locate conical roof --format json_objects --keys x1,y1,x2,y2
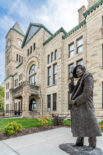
[{"x1": 12, "y1": 22, "x2": 24, "y2": 34}]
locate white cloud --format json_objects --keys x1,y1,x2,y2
[
  {"x1": 36, "y1": 0, "x2": 88, "y2": 32},
  {"x1": 0, "y1": 0, "x2": 88, "y2": 83},
  {"x1": 6, "y1": 0, "x2": 88, "y2": 33},
  {"x1": 0, "y1": 16, "x2": 14, "y2": 31}
]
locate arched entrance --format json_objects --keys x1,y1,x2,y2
[{"x1": 29, "y1": 99, "x2": 36, "y2": 111}]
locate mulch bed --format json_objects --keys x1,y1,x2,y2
[{"x1": 0, "y1": 125, "x2": 69, "y2": 141}]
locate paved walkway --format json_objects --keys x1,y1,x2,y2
[{"x1": 0, "y1": 127, "x2": 103, "y2": 155}]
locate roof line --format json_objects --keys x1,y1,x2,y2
[
  {"x1": 43, "y1": 27, "x2": 67, "y2": 46},
  {"x1": 4, "y1": 73, "x2": 17, "y2": 81},
  {"x1": 5, "y1": 28, "x2": 25, "y2": 38},
  {"x1": 83, "y1": 0, "x2": 103, "y2": 18},
  {"x1": 32, "y1": 23, "x2": 53, "y2": 35},
  {"x1": 16, "y1": 63, "x2": 23, "y2": 69},
  {"x1": 63, "y1": 20, "x2": 86, "y2": 39},
  {"x1": 22, "y1": 26, "x2": 41, "y2": 48},
  {"x1": 22, "y1": 23, "x2": 53, "y2": 48}
]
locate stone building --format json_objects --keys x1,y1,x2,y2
[{"x1": 5, "y1": 0, "x2": 103, "y2": 121}]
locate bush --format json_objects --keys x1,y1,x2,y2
[
  {"x1": 4, "y1": 121, "x2": 22, "y2": 136},
  {"x1": 62, "y1": 119, "x2": 71, "y2": 126},
  {"x1": 52, "y1": 114, "x2": 64, "y2": 126},
  {"x1": 38, "y1": 116, "x2": 52, "y2": 126},
  {"x1": 100, "y1": 125, "x2": 103, "y2": 131}
]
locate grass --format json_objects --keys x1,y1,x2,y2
[
  {"x1": 0, "y1": 118, "x2": 53, "y2": 133},
  {"x1": 0, "y1": 118, "x2": 102, "y2": 133},
  {"x1": 62, "y1": 120, "x2": 71, "y2": 126}
]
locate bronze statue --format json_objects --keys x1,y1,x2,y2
[{"x1": 69, "y1": 65, "x2": 102, "y2": 148}]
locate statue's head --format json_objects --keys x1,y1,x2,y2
[{"x1": 73, "y1": 65, "x2": 86, "y2": 78}]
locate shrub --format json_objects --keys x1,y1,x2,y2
[
  {"x1": 62, "y1": 119, "x2": 71, "y2": 126},
  {"x1": 4, "y1": 121, "x2": 22, "y2": 136},
  {"x1": 52, "y1": 114, "x2": 64, "y2": 126},
  {"x1": 38, "y1": 116, "x2": 52, "y2": 126},
  {"x1": 100, "y1": 125, "x2": 103, "y2": 131}
]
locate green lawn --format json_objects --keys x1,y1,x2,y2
[
  {"x1": 0, "y1": 118, "x2": 53, "y2": 132},
  {"x1": 0, "y1": 118, "x2": 102, "y2": 133}
]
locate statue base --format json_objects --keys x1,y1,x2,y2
[{"x1": 59, "y1": 143, "x2": 103, "y2": 155}]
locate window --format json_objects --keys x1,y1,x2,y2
[
  {"x1": 68, "y1": 63, "x2": 74, "y2": 78},
  {"x1": 22, "y1": 56, "x2": 23, "y2": 63},
  {"x1": 19, "y1": 55, "x2": 21, "y2": 62},
  {"x1": 17, "y1": 39, "x2": 22, "y2": 47},
  {"x1": 15, "y1": 79, "x2": 18, "y2": 87},
  {"x1": 29, "y1": 99, "x2": 36, "y2": 111},
  {"x1": 53, "y1": 64, "x2": 57, "y2": 84},
  {"x1": 16, "y1": 54, "x2": 18, "y2": 61},
  {"x1": 14, "y1": 103, "x2": 17, "y2": 111},
  {"x1": 6, "y1": 92, "x2": 9, "y2": 100},
  {"x1": 47, "y1": 95, "x2": 51, "y2": 111},
  {"x1": 48, "y1": 55, "x2": 50, "y2": 64},
  {"x1": 51, "y1": 52, "x2": 54, "y2": 62},
  {"x1": 54, "y1": 50, "x2": 57, "y2": 60},
  {"x1": 29, "y1": 64, "x2": 37, "y2": 85},
  {"x1": 19, "y1": 74, "x2": 22, "y2": 81},
  {"x1": 53, "y1": 93, "x2": 57, "y2": 111},
  {"x1": 69, "y1": 43, "x2": 74, "y2": 57},
  {"x1": 7, "y1": 40, "x2": 11, "y2": 47},
  {"x1": 6, "y1": 104, "x2": 9, "y2": 113},
  {"x1": 33, "y1": 43, "x2": 36, "y2": 50},
  {"x1": 30, "y1": 46, "x2": 32, "y2": 54},
  {"x1": 6, "y1": 82, "x2": 9, "y2": 90},
  {"x1": 18, "y1": 101, "x2": 22, "y2": 112},
  {"x1": 76, "y1": 37, "x2": 83, "y2": 53},
  {"x1": 27, "y1": 49, "x2": 29, "y2": 56},
  {"x1": 76, "y1": 59, "x2": 83, "y2": 65},
  {"x1": 48, "y1": 67, "x2": 52, "y2": 86}
]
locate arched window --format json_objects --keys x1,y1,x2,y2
[
  {"x1": 29, "y1": 64, "x2": 37, "y2": 85},
  {"x1": 29, "y1": 99, "x2": 36, "y2": 111}
]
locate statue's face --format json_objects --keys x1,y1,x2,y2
[{"x1": 76, "y1": 67, "x2": 83, "y2": 78}]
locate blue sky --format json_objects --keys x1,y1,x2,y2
[{"x1": 0, "y1": 0, "x2": 88, "y2": 84}]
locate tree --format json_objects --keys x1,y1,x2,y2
[{"x1": 0, "y1": 86, "x2": 4, "y2": 111}]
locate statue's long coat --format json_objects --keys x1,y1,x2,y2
[{"x1": 69, "y1": 71, "x2": 102, "y2": 137}]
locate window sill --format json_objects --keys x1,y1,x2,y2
[{"x1": 47, "y1": 84, "x2": 57, "y2": 88}]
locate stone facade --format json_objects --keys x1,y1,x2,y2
[{"x1": 4, "y1": 0, "x2": 103, "y2": 121}]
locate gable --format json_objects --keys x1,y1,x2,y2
[
  {"x1": 22, "y1": 23, "x2": 52, "y2": 48},
  {"x1": 25, "y1": 25, "x2": 40, "y2": 45}
]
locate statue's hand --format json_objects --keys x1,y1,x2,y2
[
  {"x1": 71, "y1": 100, "x2": 76, "y2": 105},
  {"x1": 70, "y1": 77, "x2": 74, "y2": 82}
]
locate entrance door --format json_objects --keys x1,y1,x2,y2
[{"x1": 29, "y1": 99, "x2": 36, "y2": 111}]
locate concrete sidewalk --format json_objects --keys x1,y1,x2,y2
[{"x1": 0, "y1": 127, "x2": 103, "y2": 155}]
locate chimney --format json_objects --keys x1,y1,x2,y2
[
  {"x1": 78, "y1": 6, "x2": 86, "y2": 23},
  {"x1": 87, "y1": 0, "x2": 98, "y2": 8}
]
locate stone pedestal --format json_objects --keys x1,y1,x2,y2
[{"x1": 59, "y1": 143, "x2": 103, "y2": 155}]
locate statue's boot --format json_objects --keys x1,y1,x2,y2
[
  {"x1": 74, "y1": 137, "x2": 84, "y2": 146},
  {"x1": 88, "y1": 137, "x2": 96, "y2": 149}
]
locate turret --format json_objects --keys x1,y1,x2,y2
[{"x1": 5, "y1": 22, "x2": 24, "y2": 78}]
